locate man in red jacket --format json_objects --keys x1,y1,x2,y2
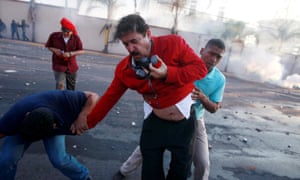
[
  {"x1": 45, "y1": 17, "x2": 84, "y2": 90},
  {"x1": 72, "y1": 14, "x2": 208, "y2": 180}
]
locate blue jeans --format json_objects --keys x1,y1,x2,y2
[{"x1": 0, "y1": 135, "x2": 89, "y2": 180}]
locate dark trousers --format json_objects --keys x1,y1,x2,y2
[
  {"x1": 65, "y1": 71, "x2": 76, "y2": 90},
  {"x1": 140, "y1": 109, "x2": 196, "y2": 180},
  {"x1": 54, "y1": 71, "x2": 77, "y2": 90}
]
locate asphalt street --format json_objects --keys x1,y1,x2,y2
[{"x1": 0, "y1": 39, "x2": 299, "y2": 180}]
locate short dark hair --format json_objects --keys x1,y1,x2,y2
[
  {"x1": 114, "y1": 14, "x2": 149, "y2": 40},
  {"x1": 20, "y1": 107, "x2": 54, "y2": 141},
  {"x1": 205, "y1": 39, "x2": 226, "y2": 50},
  {"x1": 61, "y1": 27, "x2": 71, "y2": 32}
]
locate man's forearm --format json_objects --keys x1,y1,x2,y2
[
  {"x1": 69, "y1": 50, "x2": 85, "y2": 57},
  {"x1": 199, "y1": 94, "x2": 220, "y2": 113},
  {"x1": 47, "y1": 47, "x2": 62, "y2": 55},
  {"x1": 81, "y1": 91, "x2": 99, "y2": 116},
  {"x1": 70, "y1": 91, "x2": 99, "y2": 134}
]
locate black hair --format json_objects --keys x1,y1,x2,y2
[
  {"x1": 61, "y1": 27, "x2": 71, "y2": 32},
  {"x1": 20, "y1": 107, "x2": 54, "y2": 141},
  {"x1": 114, "y1": 14, "x2": 149, "y2": 40},
  {"x1": 205, "y1": 39, "x2": 226, "y2": 50}
]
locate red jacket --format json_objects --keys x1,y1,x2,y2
[
  {"x1": 87, "y1": 35, "x2": 207, "y2": 128},
  {"x1": 45, "y1": 32, "x2": 83, "y2": 73}
]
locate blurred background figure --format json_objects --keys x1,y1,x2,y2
[
  {"x1": 20, "y1": 19, "x2": 30, "y2": 41},
  {"x1": 10, "y1": 19, "x2": 20, "y2": 40},
  {"x1": 0, "y1": 18, "x2": 6, "y2": 38}
]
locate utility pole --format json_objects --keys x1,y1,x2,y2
[
  {"x1": 29, "y1": 0, "x2": 36, "y2": 42},
  {"x1": 289, "y1": 48, "x2": 300, "y2": 76},
  {"x1": 224, "y1": 47, "x2": 232, "y2": 72}
]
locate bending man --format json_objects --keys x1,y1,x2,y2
[{"x1": 0, "y1": 90, "x2": 99, "y2": 180}]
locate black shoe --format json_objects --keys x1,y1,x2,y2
[
  {"x1": 112, "y1": 171, "x2": 125, "y2": 180},
  {"x1": 86, "y1": 176, "x2": 93, "y2": 180}
]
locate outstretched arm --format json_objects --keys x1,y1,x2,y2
[{"x1": 70, "y1": 91, "x2": 99, "y2": 135}]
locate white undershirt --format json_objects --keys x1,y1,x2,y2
[
  {"x1": 143, "y1": 93, "x2": 194, "y2": 119},
  {"x1": 63, "y1": 37, "x2": 69, "y2": 44}
]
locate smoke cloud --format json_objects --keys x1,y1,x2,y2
[{"x1": 223, "y1": 46, "x2": 300, "y2": 89}]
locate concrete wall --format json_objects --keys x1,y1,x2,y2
[
  {"x1": 1, "y1": 1, "x2": 33, "y2": 39},
  {"x1": 0, "y1": 0, "x2": 207, "y2": 55},
  {"x1": 1, "y1": 1, "x2": 299, "y2": 87}
]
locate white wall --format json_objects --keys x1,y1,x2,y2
[{"x1": 0, "y1": 0, "x2": 205, "y2": 55}]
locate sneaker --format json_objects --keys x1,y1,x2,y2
[{"x1": 112, "y1": 170, "x2": 125, "y2": 180}]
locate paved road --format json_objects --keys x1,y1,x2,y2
[{"x1": 0, "y1": 39, "x2": 299, "y2": 180}]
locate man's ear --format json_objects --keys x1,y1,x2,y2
[
  {"x1": 52, "y1": 119, "x2": 59, "y2": 129},
  {"x1": 53, "y1": 123, "x2": 57, "y2": 129},
  {"x1": 199, "y1": 48, "x2": 204, "y2": 56},
  {"x1": 146, "y1": 29, "x2": 151, "y2": 38}
]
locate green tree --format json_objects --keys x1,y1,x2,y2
[
  {"x1": 98, "y1": 0, "x2": 118, "y2": 52},
  {"x1": 258, "y1": 19, "x2": 300, "y2": 51},
  {"x1": 169, "y1": 0, "x2": 188, "y2": 34},
  {"x1": 221, "y1": 20, "x2": 246, "y2": 72},
  {"x1": 221, "y1": 20, "x2": 245, "y2": 41},
  {"x1": 83, "y1": 0, "x2": 119, "y2": 52}
]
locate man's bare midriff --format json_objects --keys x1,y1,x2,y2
[{"x1": 153, "y1": 105, "x2": 185, "y2": 121}]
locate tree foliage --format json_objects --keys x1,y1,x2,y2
[
  {"x1": 221, "y1": 20, "x2": 245, "y2": 41},
  {"x1": 258, "y1": 19, "x2": 300, "y2": 51}
]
